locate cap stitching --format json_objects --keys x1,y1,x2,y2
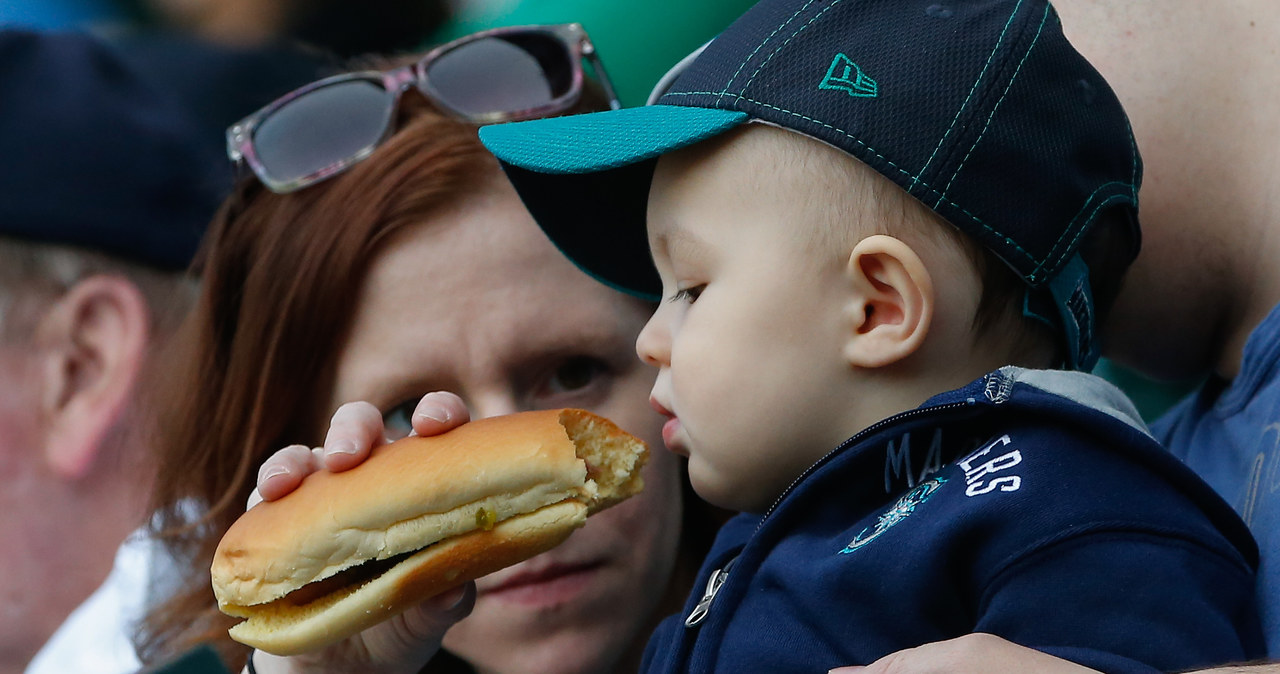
[
  {"x1": 660, "y1": 92, "x2": 1135, "y2": 275},
  {"x1": 1125, "y1": 115, "x2": 1139, "y2": 190},
  {"x1": 911, "y1": 0, "x2": 1027, "y2": 192},
  {"x1": 662, "y1": 90, "x2": 1038, "y2": 266},
  {"x1": 1030, "y1": 185, "x2": 1136, "y2": 280},
  {"x1": 720, "y1": 0, "x2": 821, "y2": 102},
  {"x1": 939, "y1": 2, "x2": 1049, "y2": 201},
  {"x1": 738, "y1": 0, "x2": 846, "y2": 100}
]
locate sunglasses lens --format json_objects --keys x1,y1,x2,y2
[
  {"x1": 424, "y1": 33, "x2": 574, "y2": 117},
  {"x1": 253, "y1": 79, "x2": 394, "y2": 185}
]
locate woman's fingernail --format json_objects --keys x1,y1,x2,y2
[
  {"x1": 327, "y1": 439, "x2": 359, "y2": 456},
  {"x1": 260, "y1": 464, "x2": 290, "y2": 481},
  {"x1": 415, "y1": 404, "x2": 451, "y2": 424}
]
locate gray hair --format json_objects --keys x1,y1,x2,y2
[{"x1": 0, "y1": 236, "x2": 197, "y2": 342}]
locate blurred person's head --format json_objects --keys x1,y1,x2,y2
[
  {"x1": 1047, "y1": 0, "x2": 1277, "y2": 384},
  {"x1": 123, "y1": 0, "x2": 449, "y2": 58},
  {"x1": 0, "y1": 29, "x2": 219, "y2": 671},
  {"x1": 140, "y1": 35, "x2": 713, "y2": 674},
  {"x1": 109, "y1": 32, "x2": 338, "y2": 146}
]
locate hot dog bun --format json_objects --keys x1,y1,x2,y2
[{"x1": 210, "y1": 408, "x2": 648, "y2": 655}]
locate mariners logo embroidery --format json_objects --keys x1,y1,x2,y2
[
  {"x1": 819, "y1": 53, "x2": 879, "y2": 98},
  {"x1": 840, "y1": 476, "x2": 946, "y2": 554}
]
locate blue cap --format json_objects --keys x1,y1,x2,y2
[
  {"x1": 0, "y1": 29, "x2": 226, "y2": 270},
  {"x1": 480, "y1": 0, "x2": 1141, "y2": 370}
]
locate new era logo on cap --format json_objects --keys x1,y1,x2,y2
[{"x1": 819, "y1": 53, "x2": 878, "y2": 98}]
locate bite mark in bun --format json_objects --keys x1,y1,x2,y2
[{"x1": 210, "y1": 408, "x2": 648, "y2": 655}]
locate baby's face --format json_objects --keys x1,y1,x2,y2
[{"x1": 636, "y1": 126, "x2": 870, "y2": 513}]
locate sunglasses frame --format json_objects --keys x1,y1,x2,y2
[{"x1": 227, "y1": 23, "x2": 620, "y2": 194}]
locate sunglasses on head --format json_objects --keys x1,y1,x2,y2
[{"x1": 227, "y1": 23, "x2": 620, "y2": 194}]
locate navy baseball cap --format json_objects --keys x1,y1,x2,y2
[
  {"x1": 0, "y1": 29, "x2": 226, "y2": 270},
  {"x1": 480, "y1": 0, "x2": 1141, "y2": 370}
]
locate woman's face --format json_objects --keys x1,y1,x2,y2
[{"x1": 327, "y1": 178, "x2": 684, "y2": 674}]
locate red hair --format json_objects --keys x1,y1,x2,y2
[{"x1": 137, "y1": 102, "x2": 495, "y2": 668}]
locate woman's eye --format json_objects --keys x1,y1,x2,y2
[
  {"x1": 545, "y1": 356, "x2": 608, "y2": 395},
  {"x1": 381, "y1": 399, "x2": 417, "y2": 441},
  {"x1": 670, "y1": 284, "x2": 705, "y2": 304}
]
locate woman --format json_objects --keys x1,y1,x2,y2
[{"x1": 137, "y1": 25, "x2": 716, "y2": 673}]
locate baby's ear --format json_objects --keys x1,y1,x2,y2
[{"x1": 842, "y1": 234, "x2": 933, "y2": 368}]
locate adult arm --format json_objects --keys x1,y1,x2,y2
[
  {"x1": 828, "y1": 635, "x2": 1274, "y2": 674},
  {"x1": 243, "y1": 392, "x2": 476, "y2": 674}
]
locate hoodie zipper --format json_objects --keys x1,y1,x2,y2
[{"x1": 684, "y1": 556, "x2": 735, "y2": 627}]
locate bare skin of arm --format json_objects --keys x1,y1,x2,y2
[{"x1": 825, "y1": 634, "x2": 1276, "y2": 674}]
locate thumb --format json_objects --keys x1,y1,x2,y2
[
  {"x1": 399, "y1": 582, "x2": 476, "y2": 637},
  {"x1": 829, "y1": 668, "x2": 866, "y2": 673},
  {"x1": 362, "y1": 582, "x2": 476, "y2": 663}
]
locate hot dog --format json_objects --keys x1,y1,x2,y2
[{"x1": 210, "y1": 408, "x2": 648, "y2": 655}]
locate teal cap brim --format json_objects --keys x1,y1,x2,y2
[
  {"x1": 478, "y1": 105, "x2": 749, "y2": 299},
  {"x1": 480, "y1": 105, "x2": 749, "y2": 175}
]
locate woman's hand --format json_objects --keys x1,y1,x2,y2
[
  {"x1": 250, "y1": 391, "x2": 470, "y2": 507},
  {"x1": 248, "y1": 582, "x2": 475, "y2": 674},
  {"x1": 244, "y1": 392, "x2": 474, "y2": 674}
]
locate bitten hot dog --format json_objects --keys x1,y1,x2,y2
[{"x1": 210, "y1": 408, "x2": 648, "y2": 655}]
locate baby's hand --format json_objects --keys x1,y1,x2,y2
[
  {"x1": 249, "y1": 392, "x2": 470, "y2": 507},
  {"x1": 241, "y1": 392, "x2": 474, "y2": 674}
]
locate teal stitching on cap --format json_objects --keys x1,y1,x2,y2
[
  {"x1": 739, "y1": 0, "x2": 847, "y2": 100},
  {"x1": 938, "y1": 3, "x2": 1048, "y2": 201},
  {"x1": 719, "y1": 0, "x2": 820, "y2": 102},
  {"x1": 1028, "y1": 185, "x2": 1136, "y2": 280},
  {"x1": 661, "y1": 93, "x2": 1137, "y2": 280},
  {"x1": 1026, "y1": 186, "x2": 1136, "y2": 281},
  {"x1": 911, "y1": 0, "x2": 1026, "y2": 191},
  {"x1": 661, "y1": 91, "x2": 1039, "y2": 266},
  {"x1": 1125, "y1": 116, "x2": 1139, "y2": 190}
]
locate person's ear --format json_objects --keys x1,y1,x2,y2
[
  {"x1": 843, "y1": 234, "x2": 933, "y2": 368},
  {"x1": 36, "y1": 276, "x2": 151, "y2": 480}
]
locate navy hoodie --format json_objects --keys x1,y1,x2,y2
[{"x1": 642, "y1": 367, "x2": 1264, "y2": 674}]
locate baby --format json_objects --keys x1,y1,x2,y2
[{"x1": 480, "y1": 0, "x2": 1262, "y2": 671}]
